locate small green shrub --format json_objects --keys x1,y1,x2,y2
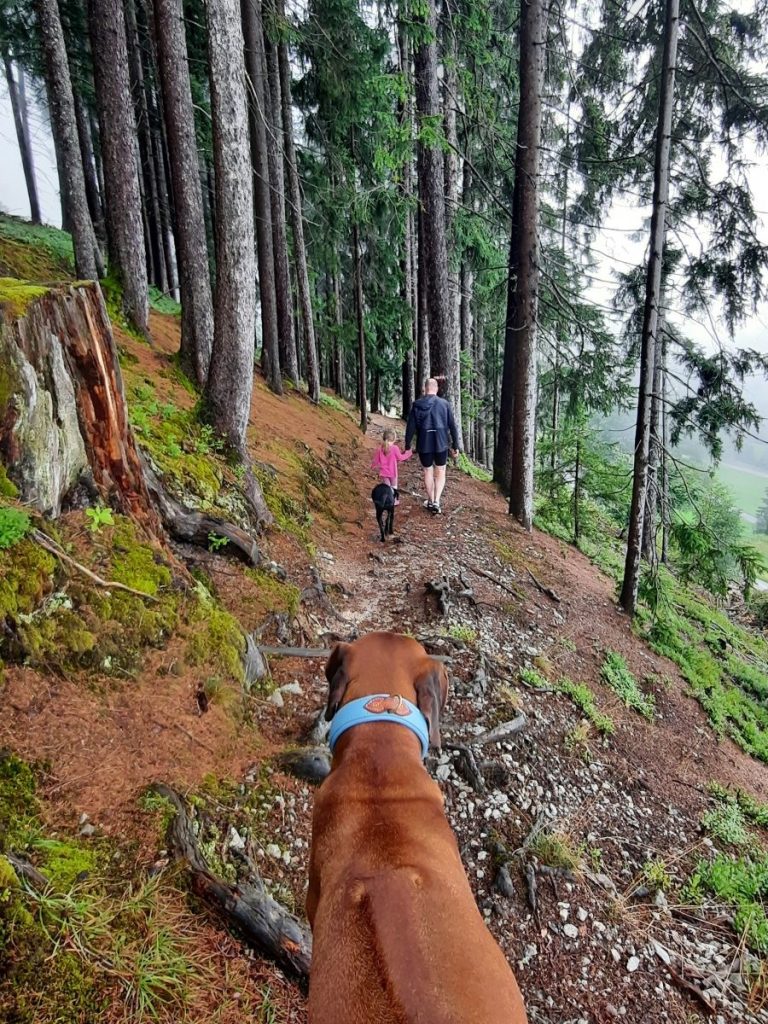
[
  {"x1": 701, "y1": 799, "x2": 752, "y2": 847},
  {"x1": 556, "y1": 677, "x2": 615, "y2": 735},
  {"x1": 686, "y1": 853, "x2": 768, "y2": 953},
  {"x1": 84, "y1": 506, "x2": 115, "y2": 533},
  {"x1": 0, "y1": 506, "x2": 30, "y2": 550},
  {"x1": 708, "y1": 783, "x2": 768, "y2": 829},
  {"x1": 600, "y1": 650, "x2": 655, "y2": 720}
]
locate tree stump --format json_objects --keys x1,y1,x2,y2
[{"x1": 1, "y1": 282, "x2": 160, "y2": 535}]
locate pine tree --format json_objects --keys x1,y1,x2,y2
[
  {"x1": 88, "y1": 0, "x2": 149, "y2": 332},
  {"x1": 205, "y1": 0, "x2": 257, "y2": 452},
  {"x1": 154, "y1": 0, "x2": 214, "y2": 384},
  {"x1": 35, "y1": 0, "x2": 101, "y2": 279}
]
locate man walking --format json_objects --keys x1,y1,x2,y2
[{"x1": 404, "y1": 377, "x2": 459, "y2": 515}]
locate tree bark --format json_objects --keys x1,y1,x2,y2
[
  {"x1": 35, "y1": 0, "x2": 100, "y2": 279},
  {"x1": 660, "y1": 331, "x2": 670, "y2": 564},
  {"x1": 414, "y1": 0, "x2": 459, "y2": 437},
  {"x1": 241, "y1": 0, "x2": 283, "y2": 395},
  {"x1": 3, "y1": 55, "x2": 42, "y2": 225},
  {"x1": 88, "y1": 0, "x2": 149, "y2": 332},
  {"x1": 205, "y1": 0, "x2": 258, "y2": 453},
  {"x1": 398, "y1": 19, "x2": 416, "y2": 421},
  {"x1": 460, "y1": 259, "x2": 473, "y2": 454},
  {"x1": 333, "y1": 268, "x2": 345, "y2": 397},
  {"x1": 474, "y1": 305, "x2": 486, "y2": 465},
  {"x1": 496, "y1": 0, "x2": 547, "y2": 529},
  {"x1": 441, "y1": 0, "x2": 462, "y2": 439},
  {"x1": 353, "y1": 219, "x2": 367, "y2": 433},
  {"x1": 0, "y1": 283, "x2": 158, "y2": 532},
  {"x1": 620, "y1": 0, "x2": 679, "y2": 615},
  {"x1": 263, "y1": 16, "x2": 297, "y2": 387},
  {"x1": 154, "y1": 0, "x2": 214, "y2": 384},
  {"x1": 642, "y1": 303, "x2": 665, "y2": 564},
  {"x1": 124, "y1": 0, "x2": 167, "y2": 294},
  {"x1": 276, "y1": 0, "x2": 320, "y2": 403},
  {"x1": 416, "y1": 205, "x2": 430, "y2": 390},
  {"x1": 73, "y1": 92, "x2": 106, "y2": 244}
]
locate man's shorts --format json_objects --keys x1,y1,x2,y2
[{"x1": 418, "y1": 450, "x2": 448, "y2": 468}]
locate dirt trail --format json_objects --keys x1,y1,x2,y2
[{"x1": 5, "y1": 394, "x2": 768, "y2": 1023}]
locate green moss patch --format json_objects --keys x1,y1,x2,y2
[
  {"x1": 0, "y1": 465, "x2": 19, "y2": 499},
  {"x1": 0, "y1": 277, "x2": 50, "y2": 319},
  {"x1": 0, "y1": 215, "x2": 75, "y2": 282}
]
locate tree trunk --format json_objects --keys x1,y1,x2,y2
[
  {"x1": 620, "y1": 0, "x2": 679, "y2": 615},
  {"x1": 263, "y1": 15, "x2": 297, "y2": 387},
  {"x1": 241, "y1": 0, "x2": 282, "y2": 395},
  {"x1": 154, "y1": 0, "x2": 214, "y2": 384},
  {"x1": 36, "y1": 0, "x2": 101, "y2": 278},
  {"x1": 474, "y1": 305, "x2": 486, "y2": 465},
  {"x1": 414, "y1": 0, "x2": 460, "y2": 439},
  {"x1": 416, "y1": 205, "x2": 430, "y2": 390},
  {"x1": 276, "y1": 0, "x2": 320, "y2": 402},
  {"x1": 205, "y1": 0, "x2": 258, "y2": 453},
  {"x1": 497, "y1": 0, "x2": 547, "y2": 529},
  {"x1": 88, "y1": 0, "x2": 149, "y2": 332},
  {"x1": 353, "y1": 219, "x2": 367, "y2": 433},
  {"x1": 333, "y1": 268, "x2": 345, "y2": 397},
  {"x1": 441, "y1": 0, "x2": 462, "y2": 439},
  {"x1": 125, "y1": 0, "x2": 167, "y2": 294},
  {"x1": 73, "y1": 92, "x2": 106, "y2": 244},
  {"x1": 660, "y1": 331, "x2": 670, "y2": 564},
  {"x1": 459, "y1": 261, "x2": 472, "y2": 453},
  {"x1": 3, "y1": 55, "x2": 42, "y2": 225},
  {"x1": 398, "y1": 20, "x2": 416, "y2": 420},
  {"x1": 642, "y1": 302, "x2": 665, "y2": 564}
]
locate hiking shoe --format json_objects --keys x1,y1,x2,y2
[
  {"x1": 423, "y1": 499, "x2": 435, "y2": 510},
  {"x1": 431, "y1": 503, "x2": 442, "y2": 515},
  {"x1": 394, "y1": 498, "x2": 400, "y2": 506}
]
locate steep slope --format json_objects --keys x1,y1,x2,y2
[{"x1": 2, "y1": 221, "x2": 768, "y2": 1022}]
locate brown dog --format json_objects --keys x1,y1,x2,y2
[{"x1": 307, "y1": 631, "x2": 528, "y2": 1024}]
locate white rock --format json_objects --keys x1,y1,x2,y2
[
  {"x1": 265, "y1": 844, "x2": 282, "y2": 859},
  {"x1": 281, "y1": 681, "x2": 303, "y2": 696},
  {"x1": 268, "y1": 689, "x2": 285, "y2": 707},
  {"x1": 563, "y1": 924, "x2": 579, "y2": 939},
  {"x1": 436, "y1": 764, "x2": 451, "y2": 782},
  {"x1": 228, "y1": 826, "x2": 245, "y2": 852},
  {"x1": 626, "y1": 956, "x2": 640, "y2": 973},
  {"x1": 577, "y1": 907, "x2": 589, "y2": 922}
]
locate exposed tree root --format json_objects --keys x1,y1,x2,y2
[{"x1": 153, "y1": 783, "x2": 312, "y2": 982}]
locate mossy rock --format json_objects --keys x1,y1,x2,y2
[{"x1": 187, "y1": 601, "x2": 246, "y2": 685}]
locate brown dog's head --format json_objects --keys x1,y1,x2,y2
[{"x1": 324, "y1": 632, "x2": 449, "y2": 750}]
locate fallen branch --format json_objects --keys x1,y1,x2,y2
[
  {"x1": 461, "y1": 561, "x2": 522, "y2": 599},
  {"x1": 447, "y1": 744, "x2": 487, "y2": 794},
  {"x1": 526, "y1": 568, "x2": 561, "y2": 604},
  {"x1": 7, "y1": 852, "x2": 49, "y2": 889},
  {"x1": 31, "y1": 529, "x2": 160, "y2": 602},
  {"x1": 153, "y1": 784, "x2": 311, "y2": 981},
  {"x1": 665, "y1": 962, "x2": 718, "y2": 1015},
  {"x1": 472, "y1": 714, "x2": 527, "y2": 747}
]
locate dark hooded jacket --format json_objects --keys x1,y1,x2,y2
[{"x1": 404, "y1": 394, "x2": 459, "y2": 455}]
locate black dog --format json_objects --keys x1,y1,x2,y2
[{"x1": 371, "y1": 482, "x2": 395, "y2": 542}]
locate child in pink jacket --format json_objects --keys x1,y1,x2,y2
[{"x1": 371, "y1": 428, "x2": 412, "y2": 504}]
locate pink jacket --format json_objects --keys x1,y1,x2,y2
[{"x1": 371, "y1": 444, "x2": 412, "y2": 481}]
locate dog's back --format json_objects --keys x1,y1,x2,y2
[{"x1": 371, "y1": 482, "x2": 394, "y2": 508}]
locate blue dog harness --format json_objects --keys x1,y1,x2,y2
[{"x1": 328, "y1": 694, "x2": 430, "y2": 760}]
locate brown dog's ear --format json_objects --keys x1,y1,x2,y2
[
  {"x1": 324, "y1": 642, "x2": 351, "y2": 720},
  {"x1": 414, "y1": 661, "x2": 449, "y2": 751}
]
